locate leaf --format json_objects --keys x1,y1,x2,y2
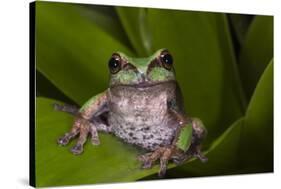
[
  {"x1": 116, "y1": 7, "x2": 152, "y2": 56},
  {"x1": 36, "y1": 97, "x2": 247, "y2": 186},
  {"x1": 35, "y1": 1, "x2": 134, "y2": 105},
  {"x1": 35, "y1": 97, "x2": 160, "y2": 187},
  {"x1": 239, "y1": 60, "x2": 273, "y2": 172},
  {"x1": 36, "y1": 70, "x2": 75, "y2": 105},
  {"x1": 238, "y1": 15, "x2": 273, "y2": 100},
  {"x1": 79, "y1": 5, "x2": 132, "y2": 47},
  {"x1": 147, "y1": 10, "x2": 245, "y2": 143},
  {"x1": 228, "y1": 14, "x2": 254, "y2": 46}
]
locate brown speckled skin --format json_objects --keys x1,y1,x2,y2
[{"x1": 107, "y1": 81, "x2": 183, "y2": 151}]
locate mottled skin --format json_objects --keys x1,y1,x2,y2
[{"x1": 55, "y1": 49, "x2": 207, "y2": 177}]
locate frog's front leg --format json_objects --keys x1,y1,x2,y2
[{"x1": 57, "y1": 91, "x2": 108, "y2": 155}]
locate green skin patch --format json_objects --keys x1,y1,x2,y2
[
  {"x1": 111, "y1": 70, "x2": 139, "y2": 85},
  {"x1": 176, "y1": 123, "x2": 193, "y2": 152},
  {"x1": 148, "y1": 67, "x2": 175, "y2": 82}
]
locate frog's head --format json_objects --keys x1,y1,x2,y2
[{"x1": 108, "y1": 49, "x2": 176, "y2": 88}]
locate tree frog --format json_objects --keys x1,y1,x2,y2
[{"x1": 55, "y1": 49, "x2": 207, "y2": 177}]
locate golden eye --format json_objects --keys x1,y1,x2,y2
[
  {"x1": 160, "y1": 51, "x2": 173, "y2": 70},
  {"x1": 108, "y1": 54, "x2": 121, "y2": 74}
]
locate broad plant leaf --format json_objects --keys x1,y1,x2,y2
[
  {"x1": 116, "y1": 7, "x2": 152, "y2": 56},
  {"x1": 35, "y1": 1, "x2": 134, "y2": 105},
  {"x1": 79, "y1": 5, "x2": 132, "y2": 47},
  {"x1": 36, "y1": 70, "x2": 75, "y2": 105},
  {"x1": 239, "y1": 60, "x2": 273, "y2": 172},
  {"x1": 228, "y1": 14, "x2": 254, "y2": 46},
  {"x1": 147, "y1": 10, "x2": 245, "y2": 143},
  {"x1": 238, "y1": 16, "x2": 273, "y2": 100},
  {"x1": 36, "y1": 97, "x2": 247, "y2": 186}
]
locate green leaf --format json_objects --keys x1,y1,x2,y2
[
  {"x1": 147, "y1": 10, "x2": 245, "y2": 143},
  {"x1": 239, "y1": 60, "x2": 273, "y2": 172},
  {"x1": 35, "y1": 97, "x2": 160, "y2": 187},
  {"x1": 35, "y1": 1, "x2": 134, "y2": 105},
  {"x1": 116, "y1": 7, "x2": 152, "y2": 56},
  {"x1": 79, "y1": 5, "x2": 132, "y2": 47},
  {"x1": 238, "y1": 16, "x2": 273, "y2": 100},
  {"x1": 36, "y1": 97, "x2": 247, "y2": 186},
  {"x1": 228, "y1": 14, "x2": 253, "y2": 46},
  {"x1": 36, "y1": 70, "x2": 75, "y2": 105}
]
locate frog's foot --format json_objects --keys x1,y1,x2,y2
[
  {"x1": 192, "y1": 145, "x2": 208, "y2": 163},
  {"x1": 171, "y1": 153, "x2": 192, "y2": 165},
  {"x1": 172, "y1": 145, "x2": 208, "y2": 165},
  {"x1": 57, "y1": 117, "x2": 100, "y2": 155},
  {"x1": 138, "y1": 146, "x2": 178, "y2": 178}
]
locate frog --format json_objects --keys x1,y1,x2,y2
[{"x1": 54, "y1": 49, "x2": 208, "y2": 177}]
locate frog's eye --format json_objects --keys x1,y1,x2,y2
[
  {"x1": 108, "y1": 54, "x2": 121, "y2": 74},
  {"x1": 160, "y1": 51, "x2": 173, "y2": 70}
]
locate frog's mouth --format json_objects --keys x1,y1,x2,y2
[
  {"x1": 113, "y1": 80, "x2": 176, "y2": 89},
  {"x1": 136, "y1": 81, "x2": 155, "y2": 88}
]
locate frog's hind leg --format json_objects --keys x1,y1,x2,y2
[
  {"x1": 172, "y1": 117, "x2": 208, "y2": 165},
  {"x1": 190, "y1": 117, "x2": 208, "y2": 162},
  {"x1": 54, "y1": 103, "x2": 79, "y2": 115}
]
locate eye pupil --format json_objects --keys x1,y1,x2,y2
[
  {"x1": 163, "y1": 54, "x2": 173, "y2": 64},
  {"x1": 108, "y1": 56, "x2": 121, "y2": 73},
  {"x1": 109, "y1": 58, "x2": 119, "y2": 68},
  {"x1": 160, "y1": 52, "x2": 173, "y2": 69}
]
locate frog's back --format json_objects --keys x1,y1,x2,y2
[{"x1": 107, "y1": 81, "x2": 182, "y2": 150}]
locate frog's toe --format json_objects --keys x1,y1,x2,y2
[
  {"x1": 90, "y1": 125, "x2": 100, "y2": 145},
  {"x1": 91, "y1": 138, "x2": 100, "y2": 145},
  {"x1": 57, "y1": 135, "x2": 70, "y2": 146},
  {"x1": 70, "y1": 144, "x2": 83, "y2": 155},
  {"x1": 137, "y1": 152, "x2": 155, "y2": 169},
  {"x1": 138, "y1": 147, "x2": 176, "y2": 177},
  {"x1": 158, "y1": 147, "x2": 174, "y2": 177},
  {"x1": 142, "y1": 160, "x2": 153, "y2": 169},
  {"x1": 172, "y1": 155, "x2": 189, "y2": 165},
  {"x1": 194, "y1": 151, "x2": 208, "y2": 163},
  {"x1": 171, "y1": 151, "x2": 193, "y2": 165},
  {"x1": 137, "y1": 153, "x2": 151, "y2": 161}
]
